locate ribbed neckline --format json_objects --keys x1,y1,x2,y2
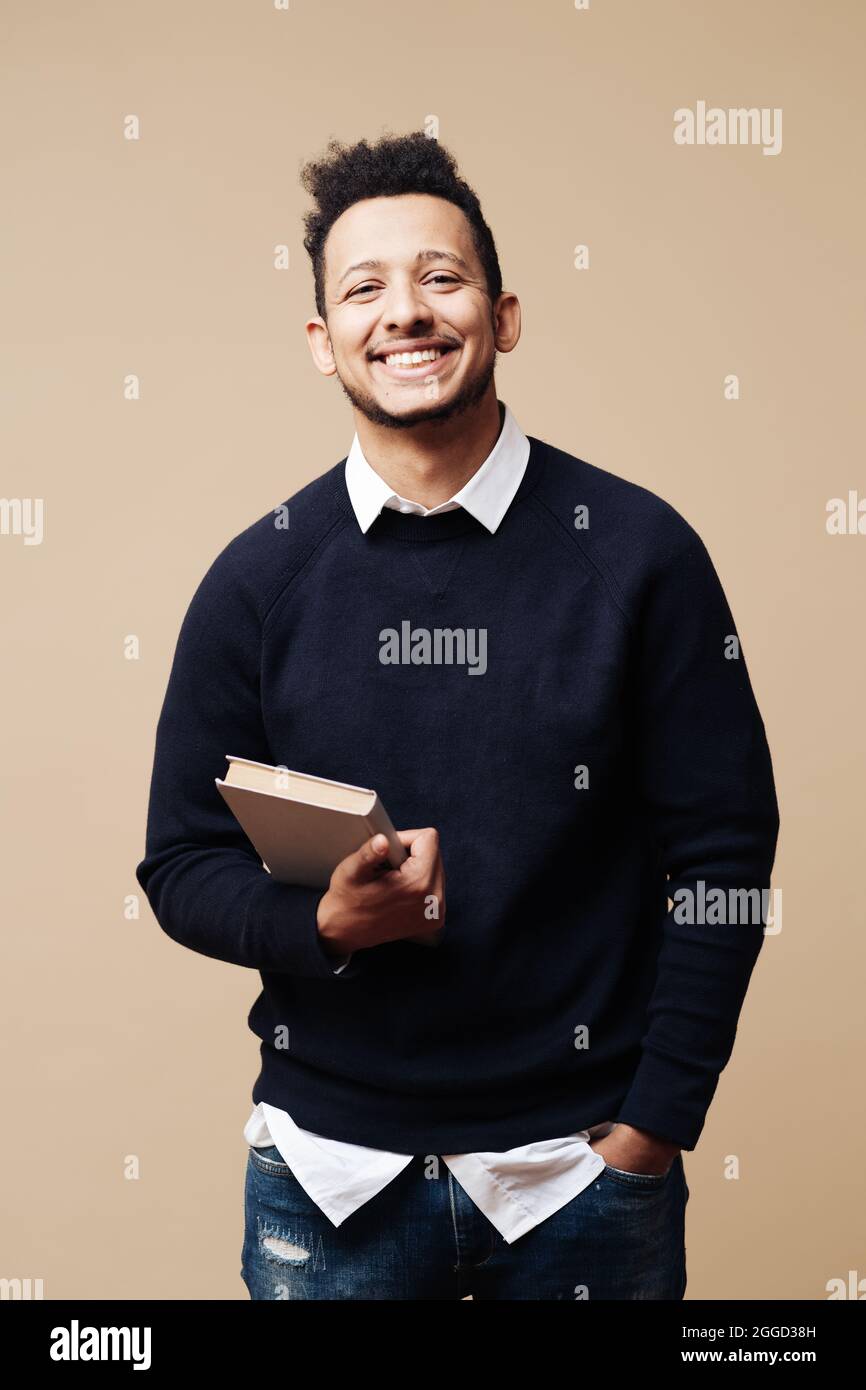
[{"x1": 330, "y1": 433, "x2": 547, "y2": 543}]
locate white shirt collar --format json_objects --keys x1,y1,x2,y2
[{"x1": 344, "y1": 400, "x2": 530, "y2": 535}]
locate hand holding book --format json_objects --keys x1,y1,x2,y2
[
  {"x1": 317, "y1": 827, "x2": 446, "y2": 955},
  {"x1": 215, "y1": 757, "x2": 445, "y2": 954}
]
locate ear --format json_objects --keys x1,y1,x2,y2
[
  {"x1": 492, "y1": 293, "x2": 521, "y2": 354},
  {"x1": 305, "y1": 316, "x2": 338, "y2": 376}
]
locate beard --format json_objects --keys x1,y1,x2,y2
[{"x1": 334, "y1": 348, "x2": 498, "y2": 430}]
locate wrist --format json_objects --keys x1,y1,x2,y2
[
  {"x1": 316, "y1": 895, "x2": 349, "y2": 958},
  {"x1": 621, "y1": 1124, "x2": 681, "y2": 1161}
]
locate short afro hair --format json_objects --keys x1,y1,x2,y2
[{"x1": 299, "y1": 130, "x2": 503, "y2": 322}]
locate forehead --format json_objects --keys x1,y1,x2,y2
[{"x1": 324, "y1": 194, "x2": 477, "y2": 286}]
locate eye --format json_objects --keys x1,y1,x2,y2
[{"x1": 347, "y1": 273, "x2": 459, "y2": 299}]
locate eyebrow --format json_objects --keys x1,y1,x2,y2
[{"x1": 336, "y1": 248, "x2": 471, "y2": 289}]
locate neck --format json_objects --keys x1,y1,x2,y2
[{"x1": 352, "y1": 390, "x2": 504, "y2": 510}]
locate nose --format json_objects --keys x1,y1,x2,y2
[{"x1": 382, "y1": 276, "x2": 435, "y2": 333}]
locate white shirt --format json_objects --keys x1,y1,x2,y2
[{"x1": 244, "y1": 400, "x2": 615, "y2": 1243}]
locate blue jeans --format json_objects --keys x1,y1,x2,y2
[{"x1": 241, "y1": 1144, "x2": 689, "y2": 1300}]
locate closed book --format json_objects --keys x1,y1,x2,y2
[{"x1": 215, "y1": 755, "x2": 407, "y2": 889}]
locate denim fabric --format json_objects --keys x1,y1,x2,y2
[{"x1": 241, "y1": 1144, "x2": 689, "y2": 1300}]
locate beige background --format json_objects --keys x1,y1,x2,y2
[{"x1": 2, "y1": 0, "x2": 863, "y2": 1300}]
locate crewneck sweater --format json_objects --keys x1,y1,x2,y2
[{"x1": 135, "y1": 431, "x2": 780, "y2": 1154}]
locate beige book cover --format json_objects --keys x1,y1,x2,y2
[{"x1": 215, "y1": 755, "x2": 408, "y2": 889}]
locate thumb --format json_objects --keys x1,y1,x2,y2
[{"x1": 341, "y1": 832, "x2": 391, "y2": 884}]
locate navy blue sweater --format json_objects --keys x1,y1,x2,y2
[{"x1": 135, "y1": 434, "x2": 780, "y2": 1153}]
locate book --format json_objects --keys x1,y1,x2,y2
[{"x1": 215, "y1": 755, "x2": 408, "y2": 889}]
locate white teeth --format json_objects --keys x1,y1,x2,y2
[{"x1": 381, "y1": 348, "x2": 446, "y2": 368}]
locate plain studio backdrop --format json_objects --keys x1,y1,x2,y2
[{"x1": 1, "y1": 0, "x2": 863, "y2": 1300}]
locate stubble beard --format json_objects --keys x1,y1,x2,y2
[{"x1": 334, "y1": 349, "x2": 498, "y2": 431}]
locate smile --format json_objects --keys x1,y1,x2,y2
[{"x1": 371, "y1": 346, "x2": 459, "y2": 380}]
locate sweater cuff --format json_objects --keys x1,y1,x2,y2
[
  {"x1": 242, "y1": 875, "x2": 361, "y2": 980},
  {"x1": 613, "y1": 1046, "x2": 721, "y2": 1152}
]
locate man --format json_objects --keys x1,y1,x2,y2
[{"x1": 136, "y1": 132, "x2": 780, "y2": 1300}]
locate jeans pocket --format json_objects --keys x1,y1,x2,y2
[
  {"x1": 601, "y1": 1158, "x2": 675, "y2": 1190},
  {"x1": 248, "y1": 1143, "x2": 295, "y2": 1177}
]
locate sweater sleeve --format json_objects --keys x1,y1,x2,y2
[
  {"x1": 135, "y1": 544, "x2": 361, "y2": 981},
  {"x1": 613, "y1": 527, "x2": 780, "y2": 1151}
]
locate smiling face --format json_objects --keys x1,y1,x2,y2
[{"x1": 306, "y1": 193, "x2": 519, "y2": 430}]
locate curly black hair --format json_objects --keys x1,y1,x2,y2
[{"x1": 299, "y1": 130, "x2": 503, "y2": 322}]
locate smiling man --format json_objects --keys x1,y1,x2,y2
[{"x1": 136, "y1": 131, "x2": 780, "y2": 1301}]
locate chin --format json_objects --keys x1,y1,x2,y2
[{"x1": 340, "y1": 365, "x2": 495, "y2": 431}]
